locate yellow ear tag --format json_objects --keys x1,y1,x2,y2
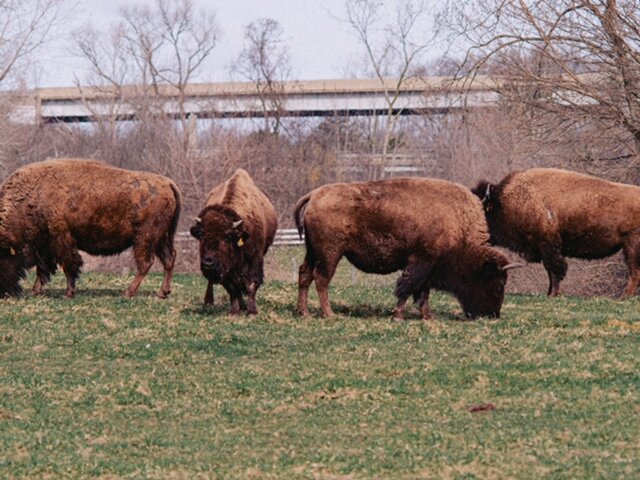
[
  {"x1": 9, "y1": 247, "x2": 15, "y2": 256},
  {"x1": 237, "y1": 238, "x2": 244, "y2": 247}
]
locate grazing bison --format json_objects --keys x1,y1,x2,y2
[
  {"x1": 472, "y1": 167, "x2": 640, "y2": 297},
  {"x1": 0, "y1": 159, "x2": 181, "y2": 298},
  {"x1": 189, "y1": 169, "x2": 277, "y2": 314},
  {"x1": 294, "y1": 177, "x2": 520, "y2": 320}
]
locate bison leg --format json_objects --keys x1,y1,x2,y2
[
  {"x1": 622, "y1": 237, "x2": 640, "y2": 297},
  {"x1": 540, "y1": 243, "x2": 567, "y2": 297},
  {"x1": 32, "y1": 253, "x2": 56, "y2": 295},
  {"x1": 416, "y1": 289, "x2": 432, "y2": 320},
  {"x1": 124, "y1": 241, "x2": 155, "y2": 297},
  {"x1": 297, "y1": 252, "x2": 315, "y2": 316},
  {"x1": 155, "y1": 242, "x2": 176, "y2": 299},
  {"x1": 51, "y1": 232, "x2": 83, "y2": 298},
  {"x1": 313, "y1": 257, "x2": 340, "y2": 318},
  {"x1": 246, "y1": 282, "x2": 259, "y2": 315},
  {"x1": 227, "y1": 287, "x2": 243, "y2": 315},
  {"x1": 393, "y1": 258, "x2": 432, "y2": 320},
  {"x1": 32, "y1": 265, "x2": 49, "y2": 295},
  {"x1": 204, "y1": 279, "x2": 214, "y2": 305}
]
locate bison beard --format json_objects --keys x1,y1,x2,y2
[
  {"x1": 0, "y1": 159, "x2": 181, "y2": 299},
  {"x1": 294, "y1": 178, "x2": 518, "y2": 320}
]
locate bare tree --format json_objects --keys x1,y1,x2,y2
[
  {"x1": 0, "y1": 0, "x2": 67, "y2": 86},
  {"x1": 231, "y1": 18, "x2": 292, "y2": 136},
  {"x1": 343, "y1": 0, "x2": 436, "y2": 178},
  {"x1": 75, "y1": 0, "x2": 218, "y2": 131},
  {"x1": 444, "y1": 0, "x2": 640, "y2": 176}
]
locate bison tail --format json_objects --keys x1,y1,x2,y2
[
  {"x1": 293, "y1": 192, "x2": 312, "y2": 240},
  {"x1": 168, "y1": 182, "x2": 182, "y2": 244}
]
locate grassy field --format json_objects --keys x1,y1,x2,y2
[{"x1": 1, "y1": 265, "x2": 640, "y2": 479}]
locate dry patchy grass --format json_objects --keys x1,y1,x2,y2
[{"x1": 0, "y1": 271, "x2": 639, "y2": 478}]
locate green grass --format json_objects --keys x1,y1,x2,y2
[{"x1": 1, "y1": 268, "x2": 639, "y2": 479}]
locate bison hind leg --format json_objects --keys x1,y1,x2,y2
[
  {"x1": 49, "y1": 229, "x2": 83, "y2": 298},
  {"x1": 154, "y1": 240, "x2": 176, "y2": 299},
  {"x1": 622, "y1": 235, "x2": 640, "y2": 297},
  {"x1": 124, "y1": 240, "x2": 155, "y2": 298}
]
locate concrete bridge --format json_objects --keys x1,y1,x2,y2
[{"x1": 15, "y1": 76, "x2": 506, "y2": 123}]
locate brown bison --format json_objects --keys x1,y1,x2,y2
[
  {"x1": 472, "y1": 167, "x2": 640, "y2": 297},
  {"x1": 189, "y1": 169, "x2": 277, "y2": 314},
  {"x1": 0, "y1": 159, "x2": 181, "y2": 298},
  {"x1": 294, "y1": 177, "x2": 520, "y2": 320}
]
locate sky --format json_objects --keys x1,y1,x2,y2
[
  {"x1": 32, "y1": 0, "x2": 440, "y2": 88},
  {"x1": 33, "y1": 0, "x2": 367, "y2": 88}
]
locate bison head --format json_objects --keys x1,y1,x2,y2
[
  {"x1": 455, "y1": 250, "x2": 520, "y2": 319},
  {"x1": 471, "y1": 180, "x2": 507, "y2": 245},
  {"x1": 0, "y1": 242, "x2": 25, "y2": 297},
  {"x1": 189, "y1": 205, "x2": 249, "y2": 283},
  {"x1": 471, "y1": 180, "x2": 500, "y2": 213}
]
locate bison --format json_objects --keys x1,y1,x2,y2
[
  {"x1": 189, "y1": 169, "x2": 277, "y2": 314},
  {"x1": 0, "y1": 158, "x2": 181, "y2": 298},
  {"x1": 472, "y1": 167, "x2": 640, "y2": 297},
  {"x1": 294, "y1": 177, "x2": 520, "y2": 320}
]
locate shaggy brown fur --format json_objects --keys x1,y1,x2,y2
[
  {"x1": 294, "y1": 177, "x2": 517, "y2": 320},
  {"x1": 190, "y1": 169, "x2": 277, "y2": 314},
  {"x1": 473, "y1": 167, "x2": 640, "y2": 297},
  {"x1": 0, "y1": 158, "x2": 181, "y2": 298}
]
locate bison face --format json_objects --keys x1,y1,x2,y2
[
  {"x1": 0, "y1": 245, "x2": 25, "y2": 297},
  {"x1": 457, "y1": 253, "x2": 511, "y2": 319},
  {"x1": 190, "y1": 206, "x2": 249, "y2": 283}
]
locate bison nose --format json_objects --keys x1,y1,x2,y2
[{"x1": 201, "y1": 255, "x2": 221, "y2": 275}]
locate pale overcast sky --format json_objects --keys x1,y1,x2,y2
[{"x1": 32, "y1": 0, "x2": 439, "y2": 88}]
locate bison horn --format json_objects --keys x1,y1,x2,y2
[
  {"x1": 502, "y1": 262, "x2": 525, "y2": 272},
  {"x1": 232, "y1": 219, "x2": 243, "y2": 228},
  {"x1": 483, "y1": 183, "x2": 492, "y2": 203},
  {"x1": 193, "y1": 217, "x2": 202, "y2": 224}
]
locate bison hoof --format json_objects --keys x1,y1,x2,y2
[
  {"x1": 123, "y1": 290, "x2": 136, "y2": 298},
  {"x1": 65, "y1": 291, "x2": 76, "y2": 299},
  {"x1": 391, "y1": 315, "x2": 405, "y2": 322},
  {"x1": 156, "y1": 289, "x2": 171, "y2": 299}
]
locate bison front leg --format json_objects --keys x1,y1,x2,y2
[
  {"x1": 415, "y1": 289, "x2": 432, "y2": 320},
  {"x1": 246, "y1": 281, "x2": 259, "y2": 315},
  {"x1": 224, "y1": 283, "x2": 244, "y2": 315},
  {"x1": 32, "y1": 265, "x2": 49, "y2": 295},
  {"x1": 540, "y1": 243, "x2": 567, "y2": 297},
  {"x1": 394, "y1": 258, "x2": 431, "y2": 321},
  {"x1": 52, "y1": 232, "x2": 83, "y2": 298},
  {"x1": 204, "y1": 279, "x2": 214, "y2": 305}
]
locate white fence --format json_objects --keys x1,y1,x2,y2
[{"x1": 177, "y1": 228, "x2": 304, "y2": 246}]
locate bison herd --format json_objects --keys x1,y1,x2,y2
[{"x1": 0, "y1": 158, "x2": 638, "y2": 320}]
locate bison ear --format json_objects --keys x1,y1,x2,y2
[
  {"x1": 190, "y1": 219, "x2": 204, "y2": 240},
  {"x1": 478, "y1": 258, "x2": 503, "y2": 280}
]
